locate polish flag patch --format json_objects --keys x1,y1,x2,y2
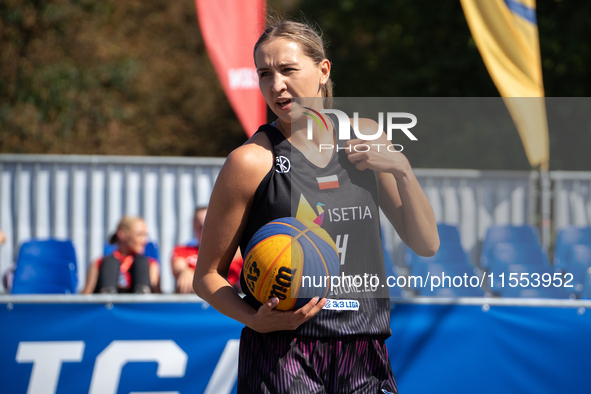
[{"x1": 316, "y1": 175, "x2": 339, "y2": 190}]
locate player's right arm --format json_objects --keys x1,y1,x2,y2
[{"x1": 192, "y1": 133, "x2": 326, "y2": 333}]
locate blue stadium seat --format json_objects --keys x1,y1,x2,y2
[
  {"x1": 406, "y1": 243, "x2": 477, "y2": 295},
  {"x1": 480, "y1": 224, "x2": 540, "y2": 269},
  {"x1": 14, "y1": 239, "x2": 78, "y2": 291},
  {"x1": 553, "y1": 226, "x2": 591, "y2": 270},
  {"x1": 11, "y1": 257, "x2": 77, "y2": 294},
  {"x1": 18, "y1": 239, "x2": 77, "y2": 265},
  {"x1": 487, "y1": 245, "x2": 567, "y2": 299},
  {"x1": 405, "y1": 224, "x2": 469, "y2": 266},
  {"x1": 436, "y1": 223, "x2": 462, "y2": 244},
  {"x1": 489, "y1": 263, "x2": 568, "y2": 299},
  {"x1": 487, "y1": 242, "x2": 551, "y2": 273},
  {"x1": 418, "y1": 286, "x2": 485, "y2": 297},
  {"x1": 407, "y1": 243, "x2": 472, "y2": 272},
  {"x1": 382, "y1": 236, "x2": 403, "y2": 298},
  {"x1": 403, "y1": 223, "x2": 483, "y2": 296},
  {"x1": 398, "y1": 223, "x2": 465, "y2": 269},
  {"x1": 414, "y1": 262, "x2": 484, "y2": 297},
  {"x1": 564, "y1": 244, "x2": 591, "y2": 297},
  {"x1": 11, "y1": 282, "x2": 73, "y2": 294},
  {"x1": 579, "y1": 268, "x2": 591, "y2": 299},
  {"x1": 103, "y1": 241, "x2": 160, "y2": 262}
]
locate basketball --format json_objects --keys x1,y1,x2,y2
[{"x1": 243, "y1": 217, "x2": 340, "y2": 311}]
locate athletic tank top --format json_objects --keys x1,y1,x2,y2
[{"x1": 239, "y1": 122, "x2": 391, "y2": 338}]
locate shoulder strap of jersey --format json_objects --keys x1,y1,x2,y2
[{"x1": 254, "y1": 123, "x2": 286, "y2": 148}]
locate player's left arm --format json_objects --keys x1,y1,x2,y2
[{"x1": 346, "y1": 118, "x2": 439, "y2": 256}]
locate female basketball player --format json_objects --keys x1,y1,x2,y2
[{"x1": 193, "y1": 19, "x2": 439, "y2": 393}]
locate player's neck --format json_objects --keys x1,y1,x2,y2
[{"x1": 275, "y1": 118, "x2": 336, "y2": 168}]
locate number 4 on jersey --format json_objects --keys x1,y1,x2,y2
[{"x1": 335, "y1": 234, "x2": 349, "y2": 265}]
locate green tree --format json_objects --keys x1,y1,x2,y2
[
  {"x1": 1, "y1": 0, "x2": 590, "y2": 170},
  {"x1": 0, "y1": 0, "x2": 246, "y2": 156}
]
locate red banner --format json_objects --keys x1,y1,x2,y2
[{"x1": 195, "y1": 0, "x2": 267, "y2": 137}]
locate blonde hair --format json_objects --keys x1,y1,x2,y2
[
  {"x1": 109, "y1": 215, "x2": 144, "y2": 244},
  {"x1": 254, "y1": 19, "x2": 333, "y2": 107}
]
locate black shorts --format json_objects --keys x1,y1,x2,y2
[{"x1": 238, "y1": 327, "x2": 398, "y2": 394}]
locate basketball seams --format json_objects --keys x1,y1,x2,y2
[
  {"x1": 255, "y1": 222, "x2": 309, "y2": 305},
  {"x1": 257, "y1": 221, "x2": 327, "y2": 307},
  {"x1": 244, "y1": 222, "x2": 289, "y2": 257},
  {"x1": 290, "y1": 224, "x2": 332, "y2": 300},
  {"x1": 255, "y1": 235, "x2": 292, "y2": 301},
  {"x1": 244, "y1": 217, "x2": 340, "y2": 310},
  {"x1": 296, "y1": 232, "x2": 331, "y2": 297},
  {"x1": 288, "y1": 241, "x2": 304, "y2": 310}
]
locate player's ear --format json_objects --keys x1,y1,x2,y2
[{"x1": 319, "y1": 59, "x2": 330, "y2": 85}]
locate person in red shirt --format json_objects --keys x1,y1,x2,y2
[
  {"x1": 83, "y1": 216, "x2": 160, "y2": 294},
  {"x1": 172, "y1": 206, "x2": 242, "y2": 294}
]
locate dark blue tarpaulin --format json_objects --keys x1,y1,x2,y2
[
  {"x1": 388, "y1": 303, "x2": 591, "y2": 393},
  {"x1": 1, "y1": 298, "x2": 590, "y2": 393}
]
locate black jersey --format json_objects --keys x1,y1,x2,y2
[{"x1": 240, "y1": 122, "x2": 391, "y2": 338}]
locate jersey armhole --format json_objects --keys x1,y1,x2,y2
[{"x1": 238, "y1": 125, "x2": 280, "y2": 255}]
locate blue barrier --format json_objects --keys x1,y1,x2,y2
[
  {"x1": 388, "y1": 303, "x2": 591, "y2": 393},
  {"x1": 1, "y1": 298, "x2": 243, "y2": 394},
  {"x1": 1, "y1": 296, "x2": 590, "y2": 394}
]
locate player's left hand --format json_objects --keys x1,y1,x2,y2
[{"x1": 344, "y1": 117, "x2": 412, "y2": 177}]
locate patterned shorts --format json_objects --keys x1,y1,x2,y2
[{"x1": 238, "y1": 327, "x2": 398, "y2": 394}]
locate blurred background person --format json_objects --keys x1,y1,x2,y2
[
  {"x1": 83, "y1": 216, "x2": 160, "y2": 294},
  {"x1": 171, "y1": 206, "x2": 206, "y2": 294},
  {"x1": 172, "y1": 206, "x2": 242, "y2": 294}
]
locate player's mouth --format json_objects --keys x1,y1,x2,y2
[{"x1": 276, "y1": 98, "x2": 291, "y2": 110}]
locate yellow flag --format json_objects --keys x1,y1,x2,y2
[{"x1": 460, "y1": 0, "x2": 549, "y2": 168}]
